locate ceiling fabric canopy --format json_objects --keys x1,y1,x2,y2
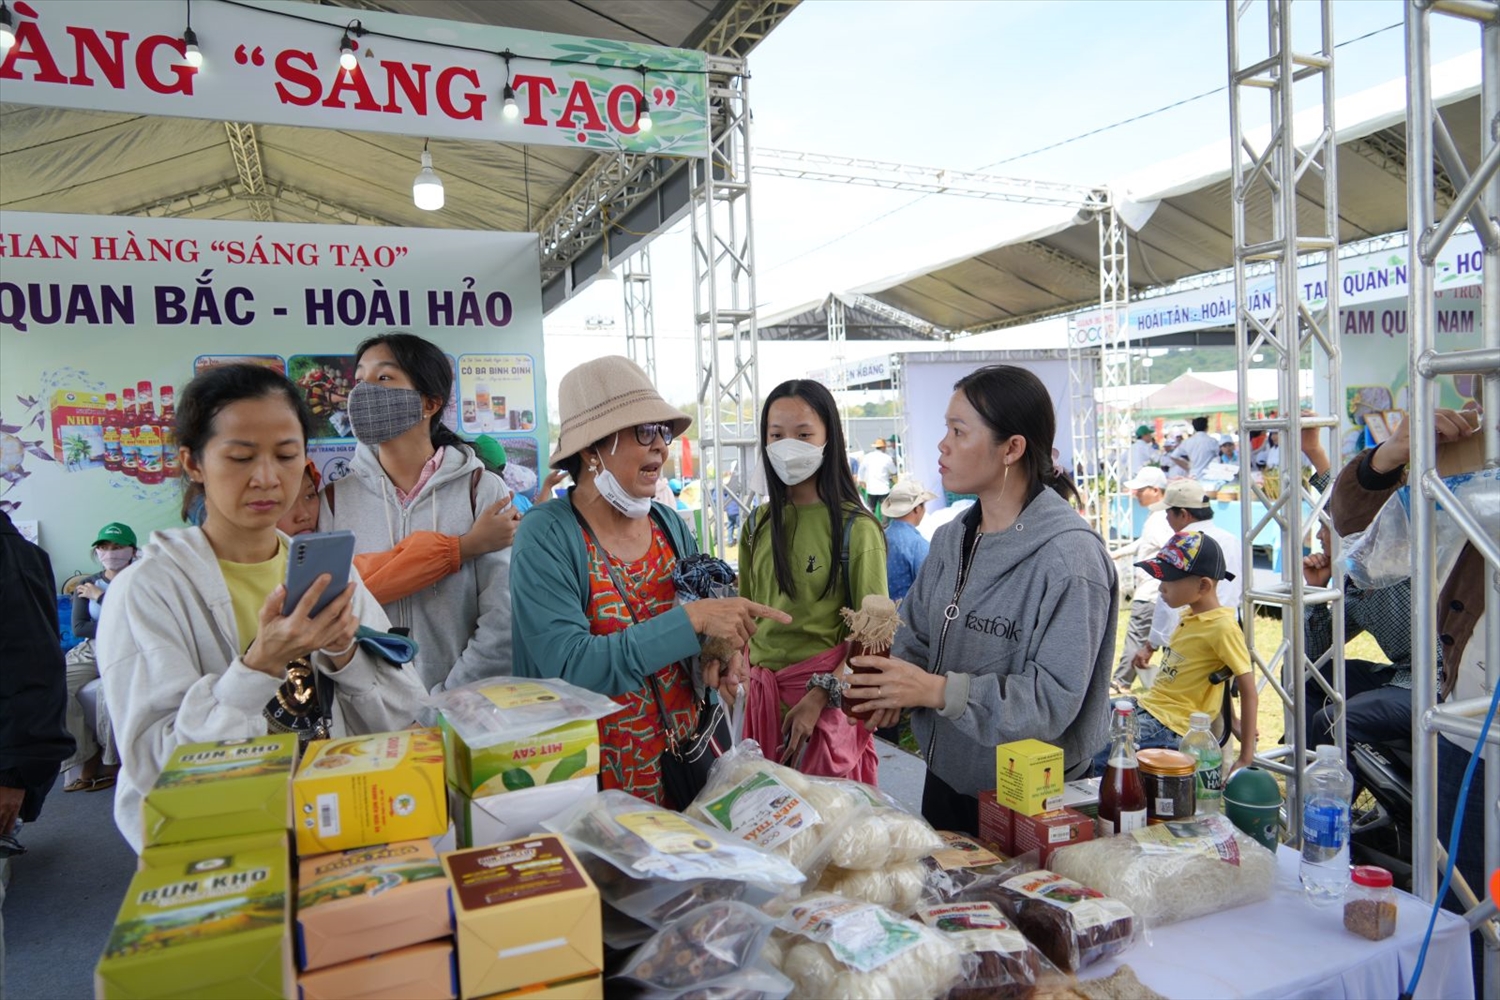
[{"x1": 852, "y1": 56, "x2": 1483, "y2": 335}]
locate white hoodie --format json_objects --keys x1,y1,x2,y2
[
  {"x1": 96, "y1": 527, "x2": 425, "y2": 853},
  {"x1": 320, "y1": 443, "x2": 513, "y2": 692}
]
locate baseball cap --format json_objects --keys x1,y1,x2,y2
[
  {"x1": 1123, "y1": 466, "x2": 1167, "y2": 491},
  {"x1": 1135, "y1": 530, "x2": 1235, "y2": 582},
  {"x1": 1135, "y1": 424, "x2": 1154, "y2": 438},
  {"x1": 1148, "y1": 479, "x2": 1212, "y2": 512},
  {"x1": 883, "y1": 479, "x2": 938, "y2": 518},
  {"x1": 94, "y1": 522, "x2": 137, "y2": 547}
]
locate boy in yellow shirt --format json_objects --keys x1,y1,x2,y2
[{"x1": 1092, "y1": 531, "x2": 1257, "y2": 774}]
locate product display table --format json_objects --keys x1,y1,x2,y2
[{"x1": 1080, "y1": 846, "x2": 1474, "y2": 999}]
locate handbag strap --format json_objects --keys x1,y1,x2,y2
[{"x1": 567, "y1": 501, "x2": 692, "y2": 748}]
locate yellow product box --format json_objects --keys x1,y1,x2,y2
[
  {"x1": 440, "y1": 715, "x2": 599, "y2": 798},
  {"x1": 296, "y1": 840, "x2": 452, "y2": 971},
  {"x1": 995, "y1": 738, "x2": 1065, "y2": 816},
  {"x1": 95, "y1": 840, "x2": 292, "y2": 999},
  {"x1": 442, "y1": 835, "x2": 601, "y2": 999},
  {"x1": 292, "y1": 729, "x2": 447, "y2": 855},
  {"x1": 141, "y1": 735, "x2": 297, "y2": 849},
  {"x1": 139, "y1": 832, "x2": 289, "y2": 873},
  {"x1": 479, "y1": 974, "x2": 603, "y2": 999}
]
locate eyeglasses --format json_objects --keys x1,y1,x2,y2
[{"x1": 634, "y1": 422, "x2": 675, "y2": 446}]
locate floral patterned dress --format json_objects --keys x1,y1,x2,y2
[{"x1": 583, "y1": 520, "x2": 698, "y2": 806}]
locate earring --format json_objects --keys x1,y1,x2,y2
[{"x1": 587, "y1": 461, "x2": 598, "y2": 473}]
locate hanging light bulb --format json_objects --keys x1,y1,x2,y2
[
  {"x1": 636, "y1": 65, "x2": 653, "y2": 133},
  {"x1": 502, "y1": 83, "x2": 519, "y2": 120},
  {"x1": 0, "y1": 2, "x2": 17, "y2": 53},
  {"x1": 413, "y1": 140, "x2": 444, "y2": 211},
  {"x1": 182, "y1": 27, "x2": 202, "y2": 68},
  {"x1": 339, "y1": 24, "x2": 362, "y2": 72}
]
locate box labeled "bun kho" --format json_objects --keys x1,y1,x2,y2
[
  {"x1": 295, "y1": 939, "x2": 456, "y2": 1000},
  {"x1": 297, "y1": 839, "x2": 452, "y2": 971},
  {"x1": 141, "y1": 735, "x2": 297, "y2": 849},
  {"x1": 95, "y1": 840, "x2": 292, "y2": 999},
  {"x1": 292, "y1": 729, "x2": 446, "y2": 855},
  {"x1": 442, "y1": 835, "x2": 601, "y2": 999}
]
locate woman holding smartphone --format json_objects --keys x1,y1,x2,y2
[
  {"x1": 97, "y1": 364, "x2": 425, "y2": 853},
  {"x1": 320, "y1": 333, "x2": 517, "y2": 692}
]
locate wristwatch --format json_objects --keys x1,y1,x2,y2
[{"x1": 807, "y1": 671, "x2": 844, "y2": 708}]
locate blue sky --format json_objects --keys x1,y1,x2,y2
[{"x1": 542, "y1": 0, "x2": 1477, "y2": 408}]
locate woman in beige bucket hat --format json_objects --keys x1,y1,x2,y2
[{"x1": 510, "y1": 356, "x2": 789, "y2": 807}]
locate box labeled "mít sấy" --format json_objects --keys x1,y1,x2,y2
[
  {"x1": 141, "y1": 734, "x2": 297, "y2": 849},
  {"x1": 994, "y1": 738, "x2": 1065, "y2": 816},
  {"x1": 439, "y1": 700, "x2": 600, "y2": 797},
  {"x1": 296, "y1": 839, "x2": 452, "y2": 971},
  {"x1": 442, "y1": 835, "x2": 601, "y2": 999},
  {"x1": 95, "y1": 840, "x2": 292, "y2": 999},
  {"x1": 295, "y1": 939, "x2": 456, "y2": 1000},
  {"x1": 292, "y1": 729, "x2": 446, "y2": 855}
]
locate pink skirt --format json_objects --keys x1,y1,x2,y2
[{"x1": 743, "y1": 642, "x2": 878, "y2": 785}]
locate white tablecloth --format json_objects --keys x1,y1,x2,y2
[{"x1": 1081, "y1": 846, "x2": 1474, "y2": 999}]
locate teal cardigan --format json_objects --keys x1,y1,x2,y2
[{"x1": 510, "y1": 496, "x2": 703, "y2": 699}]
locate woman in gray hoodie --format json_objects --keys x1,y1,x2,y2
[
  {"x1": 320, "y1": 334, "x2": 515, "y2": 692},
  {"x1": 844, "y1": 365, "x2": 1118, "y2": 836}
]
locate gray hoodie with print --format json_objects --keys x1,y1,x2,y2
[
  {"x1": 321, "y1": 443, "x2": 513, "y2": 692},
  {"x1": 895, "y1": 488, "x2": 1119, "y2": 798}
]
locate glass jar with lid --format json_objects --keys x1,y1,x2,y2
[{"x1": 1137, "y1": 748, "x2": 1197, "y2": 823}]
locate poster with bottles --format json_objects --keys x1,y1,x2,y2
[{"x1": 0, "y1": 213, "x2": 544, "y2": 576}]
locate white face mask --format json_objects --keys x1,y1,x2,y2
[
  {"x1": 591, "y1": 449, "x2": 654, "y2": 519},
  {"x1": 98, "y1": 547, "x2": 134, "y2": 572},
  {"x1": 766, "y1": 438, "x2": 825, "y2": 486}
]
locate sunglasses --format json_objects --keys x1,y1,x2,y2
[{"x1": 633, "y1": 422, "x2": 675, "y2": 447}]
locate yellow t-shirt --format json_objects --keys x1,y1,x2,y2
[
  {"x1": 1138, "y1": 605, "x2": 1250, "y2": 737},
  {"x1": 218, "y1": 543, "x2": 288, "y2": 654},
  {"x1": 738, "y1": 502, "x2": 887, "y2": 672}
]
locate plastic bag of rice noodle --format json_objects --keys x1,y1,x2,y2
[
  {"x1": 619, "y1": 901, "x2": 779, "y2": 993},
  {"x1": 1048, "y1": 813, "x2": 1277, "y2": 927},
  {"x1": 544, "y1": 790, "x2": 805, "y2": 888},
  {"x1": 816, "y1": 861, "x2": 927, "y2": 916},
  {"x1": 802, "y1": 777, "x2": 944, "y2": 870},
  {"x1": 687, "y1": 741, "x2": 856, "y2": 879},
  {"x1": 769, "y1": 892, "x2": 969, "y2": 1000}
]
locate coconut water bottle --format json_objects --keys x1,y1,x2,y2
[
  {"x1": 1300, "y1": 744, "x2": 1353, "y2": 904},
  {"x1": 1178, "y1": 711, "x2": 1224, "y2": 814}
]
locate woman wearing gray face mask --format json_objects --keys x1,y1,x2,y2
[
  {"x1": 319, "y1": 333, "x2": 518, "y2": 693},
  {"x1": 510, "y1": 356, "x2": 790, "y2": 808}
]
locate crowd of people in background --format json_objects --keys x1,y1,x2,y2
[{"x1": 0, "y1": 340, "x2": 1489, "y2": 980}]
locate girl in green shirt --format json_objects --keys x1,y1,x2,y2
[{"x1": 739, "y1": 380, "x2": 887, "y2": 782}]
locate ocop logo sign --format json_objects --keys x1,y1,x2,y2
[{"x1": 1070, "y1": 311, "x2": 1119, "y2": 346}]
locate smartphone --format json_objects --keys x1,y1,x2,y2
[{"x1": 282, "y1": 530, "x2": 356, "y2": 617}]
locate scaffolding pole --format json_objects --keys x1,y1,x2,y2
[
  {"x1": 1226, "y1": 0, "x2": 1344, "y2": 841},
  {"x1": 1406, "y1": 1, "x2": 1500, "y2": 992},
  {"x1": 1097, "y1": 202, "x2": 1132, "y2": 543},
  {"x1": 623, "y1": 246, "x2": 657, "y2": 384},
  {"x1": 691, "y1": 56, "x2": 758, "y2": 557}
]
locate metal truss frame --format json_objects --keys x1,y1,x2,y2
[
  {"x1": 691, "y1": 57, "x2": 759, "y2": 557},
  {"x1": 1226, "y1": 0, "x2": 1344, "y2": 841},
  {"x1": 117, "y1": 178, "x2": 399, "y2": 227},
  {"x1": 224, "y1": 122, "x2": 273, "y2": 223},
  {"x1": 1405, "y1": 1, "x2": 1500, "y2": 991},
  {"x1": 1096, "y1": 205, "x2": 1133, "y2": 541},
  {"x1": 622, "y1": 245, "x2": 658, "y2": 383}
]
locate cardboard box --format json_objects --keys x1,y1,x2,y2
[
  {"x1": 977, "y1": 790, "x2": 1013, "y2": 855},
  {"x1": 95, "y1": 840, "x2": 292, "y2": 999},
  {"x1": 1058, "y1": 777, "x2": 1101, "y2": 818},
  {"x1": 443, "y1": 835, "x2": 601, "y2": 998},
  {"x1": 297, "y1": 839, "x2": 453, "y2": 971},
  {"x1": 293, "y1": 729, "x2": 447, "y2": 855},
  {"x1": 139, "y1": 832, "x2": 289, "y2": 874},
  {"x1": 994, "y1": 739, "x2": 1065, "y2": 816},
  {"x1": 479, "y1": 974, "x2": 603, "y2": 999},
  {"x1": 440, "y1": 714, "x2": 599, "y2": 798},
  {"x1": 1010, "y1": 806, "x2": 1094, "y2": 866},
  {"x1": 450, "y1": 777, "x2": 596, "y2": 849},
  {"x1": 142, "y1": 735, "x2": 297, "y2": 849},
  {"x1": 296, "y1": 940, "x2": 456, "y2": 1000}
]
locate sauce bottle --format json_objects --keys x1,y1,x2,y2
[
  {"x1": 120, "y1": 388, "x2": 139, "y2": 478},
  {"x1": 1099, "y1": 699, "x2": 1148, "y2": 835},
  {"x1": 102, "y1": 393, "x2": 122, "y2": 473},
  {"x1": 159, "y1": 384, "x2": 175, "y2": 427}
]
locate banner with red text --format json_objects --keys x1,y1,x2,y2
[
  {"x1": 0, "y1": 211, "x2": 545, "y2": 577},
  {"x1": 0, "y1": 0, "x2": 708, "y2": 155}
]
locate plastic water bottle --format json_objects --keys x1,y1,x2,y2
[
  {"x1": 1300, "y1": 744, "x2": 1353, "y2": 904},
  {"x1": 1177, "y1": 712, "x2": 1224, "y2": 814}
]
